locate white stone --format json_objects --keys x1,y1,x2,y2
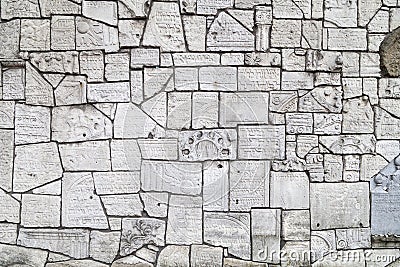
[
  {"x1": 327, "y1": 29, "x2": 367, "y2": 51},
  {"x1": 282, "y1": 72, "x2": 314, "y2": 90},
  {"x1": 59, "y1": 141, "x2": 111, "y2": 171},
  {"x1": 87, "y1": 82, "x2": 130, "y2": 102},
  {"x1": 14, "y1": 142, "x2": 63, "y2": 192},
  {"x1": 39, "y1": 0, "x2": 81, "y2": 17},
  {"x1": 55, "y1": 76, "x2": 87, "y2": 105},
  {"x1": 51, "y1": 16, "x2": 75, "y2": 50},
  {"x1": 110, "y1": 139, "x2": 141, "y2": 171},
  {"x1": 62, "y1": 172, "x2": 108, "y2": 229},
  {"x1": 282, "y1": 210, "x2": 310, "y2": 241},
  {"x1": 197, "y1": 0, "x2": 233, "y2": 14},
  {"x1": 101, "y1": 194, "x2": 143, "y2": 216},
  {"x1": 0, "y1": 20, "x2": 20, "y2": 59},
  {"x1": 105, "y1": 53, "x2": 129, "y2": 81},
  {"x1": 172, "y1": 53, "x2": 220, "y2": 66},
  {"x1": 360, "y1": 53, "x2": 381, "y2": 77},
  {"x1": 143, "y1": 68, "x2": 173, "y2": 98},
  {"x1": 286, "y1": 113, "x2": 313, "y2": 134},
  {"x1": 203, "y1": 161, "x2": 229, "y2": 211},
  {"x1": 131, "y1": 48, "x2": 160, "y2": 67},
  {"x1": 182, "y1": 16, "x2": 206, "y2": 51},
  {"x1": 32, "y1": 180, "x2": 61, "y2": 195},
  {"x1": 20, "y1": 19, "x2": 50, "y2": 51},
  {"x1": 112, "y1": 255, "x2": 152, "y2": 267},
  {"x1": 119, "y1": 20, "x2": 145, "y2": 47},
  {"x1": 142, "y1": 2, "x2": 185, "y2": 51},
  {"x1": 0, "y1": 130, "x2": 14, "y2": 192},
  {"x1": 191, "y1": 245, "x2": 223, "y2": 267},
  {"x1": 82, "y1": 1, "x2": 117, "y2": 26},
  {"x1": 138, "y1": 139, "x2": 178, "y2": 160},
  {"x1": 46, "y1": 260, "x2": 108, "y2": 267},
  {"x1": 80, "y1": 51, "x2": 104, "y2": 82},
  {"x1": 140, "y1": 192, "x2": 169, "y2": 217},
  {"x1": 324, "y1": 0, "x2": 357, "y2": 27},
  {"x1": 271, "y1": 20, "x2": 302, "y2": 47},
  {"x1": 93, "y1": 172, "x2": 140, "y2": 195},
  {"x1": 166, "y1": 195, "x2": 203, "y2": 244},
  {"x1": 0, "y1": 223, "x2": 17, "y2": 244},
  {"x1": 199, "y1": 67, "x2": 237, "y2": 91},
  {"x1": 319, "y1": 134, "x2": 376, "y2": 154},
  {"x1": 0, "y1": 189, "x2": 20, "y2": 223},
  {"x1": 238, "y1": 67, "x2": 280, "y2": 91},
  {"x1": 21, "y1": 194, "x2": 60, "y2": 227},
  {"x1": 118, "y1": 0, "x2": 150, "y2": 18},
  {"x1": 90, "y1": 231, "x2": 120, "y2": 263},
  {"x1": 0, "y1": 244, "x2": 47, "y2": 266},
  {"x1": 157, "y1": 246, "x2": 189, "y2": 267},
  {"x1": 174, "y1": 68, "x2": 198, "y2": 90},
  {"x1": 192, "y1": 92, "x2": 219, "y2": 129},
  {"x1": 0, "y1": 101, "x2": 15, "y2": 129},
  {"x1": 342, "y1": 97, "x2": 374, "y2": 133},
  {"x1": 167, "y1": 92, "x2": 191, "y2": 129},
  {"x1": 25, "y1": 63, "x2": 54, "y2": 106}
]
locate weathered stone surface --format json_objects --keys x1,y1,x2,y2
[
  {"x1": 143, "y1": 68, "x2": 173, "y2": 99},
  {"x1": 191, "y1": 245, "x2": 223, "y2": 267},
  {"x1": 14, "y1": 142, "x2": 63, "y2": 192},
  {"x1": 59, "y1": 141, "x2": 111, "y2": 171},
  {"x1": 46, "y1": 260, "x2": 109, "y2": 267},
  {"x1": 251, "y1": 209, "x2": 281, "y2": 264},
  {"x1": 342, "y1": 96, "x2": 374, "y2": 133},
  {"x1": 157, "y1": 245, "x2": 189, "y2": 267},
  {"x1": 380, "y1": 27, "x2": 400, "y2": 77},
  {"x1": 207, "y1": 12, "x2": 254, "y2": 51},
  {"x1": 118, "y1": 0, "x2": 150, "y2": 18},
  {"x1": 20, "y1": 19, "x2": 50, "y2": 51},
  {"x1": 120, "y1": 218, "x2": 165, "y2": 256},
  {"x1": 21, "y1": 194, "x2": 60, "y2": 227},
  {"x1": 90, "y1": 231, "x2": 120, "y2": 263},
  {"x1": 182, "y1": 16, "x2": 206, "y2": 51},
  {"x1": 39, "y1": 0, "x2": 81, "y2": 17},
  {"x1": 282, "y1": 210, "x2": 310, "y2": 241},
  {"x1": 271, "y1": 19, "x2": 301, "y2": 48},
  {"x1": 0, "y1": 20, "x2": 20, "y2": 58},
  {"x1": 203, "y1": 161, "x2": 229, "y2": 211},
  {"x1": 167, "y1": 92, "x2": 191, "y2": 129},
  {"x1": 166, "y1": 195, "x2": 202, "y2": 244},
  {"x1": 2, "y1": 66, "x2": 25, "y2": 100},
  {"x1": 204, "y1": 212, "x2": 251, "y2": 260},
  {"x1": 270, "y1": 171, "x2": 309, "y2": 209},
  {"x1": 101, "y1": 194, "x2": 143, "y2": 216},
  {"x1": 18, "y1": 228, "x2": 90, "y2": 258},
  {"x1": 335, "y1": 228, "x2": 371, "y2": 250},
  {"x1": 311, "y1": 183, "x2": 370, "y2": 229},
  {"x1": 286, "y1": 113, "x2": 313, "y2": 134},
  {"x1": 0, "y1": 130, "x2": 14, "y2": 192},
  {"x1": 76, "y1": 17, "x2": 119, "y2": 52},
  {"x1": 93, "y1": 172, "x2": 140, "y2": 195},
  {"x1": 54, "y1": 76, "x2": 87, "y2": 105},
  {"x1": 110, "y1": 139, "x2": 141, "y2": 171},
  {"x1": 142, "y1": 2, "x2": 185, "y2": 51},
  {"x1": 51, "y1": 16, "x2": 75, "y2": 50},
  {"x1": 0, "y1": 244, "x2": 47, "y2": 266},
  {"x1": 192, "y1": 92, "x2": 218, "y2": 129},
  {"x1": 220, "y1": 92, "x2": 269, "y2": 126},
  {"x1": 83, "y1": 1, "x2": 117, "y2": 26},
  {"x1": 119, "y1": 20, "x2": 145, "y2": 47},
  {"x1": 138, "y1": 139, "x2": 178, "y2": 160},
  {"x1": 87, "y1": 82, "x2": 130, "y2": 103},
  {"x1": 62, "y1": 172, "x2": 108, "y2": 229},
  {"x1": 25, "y1": 63, "x2": 54, "y2": 106},
  {"x1": 230, "y1": 161, "x2": 269, "y2": 211},
  {"x1": 199, "y1": 67, "x2": 237, "y2": 91},
  {"x1": 141, "y1": 160, "x2": 201, "y2": 195},
  {"x1": 0, "y1": 101, "x2": 15, "y2": 129},
  {"x1": 0, "y1": 223, "x2": 18, "y2": 244},
  {"x1": 179, "y1": 129, "x2": 237, "y2": 161},
  {"x1": 105, "y1": 53, "x2": 129, "y2": 81},
  {"x1": 0, "y1": 189, "x2": 20, "y2": 223},
  {"x1": 238, "y1": 125, "x2": 285, "y2": 159},
  {"x1": 319, "y1": 134, "x2": 376, "y2": 154},
  {"x1": 80, "y1": 51, "x2": 104, "y2": 82},
  {"x1": 140, "y1": 192, "x2": 169, "y2": 217}
]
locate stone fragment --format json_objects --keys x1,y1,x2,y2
[
  {"x1": 25, "y1": 63, "x2": 54, "y2": 106},
  {"x1": 251, "y1": 209, "x2": 281, "y2": 264},
  {"x1": 167, "y1": 92, "x2": 191, "y2": 129},
  {"x1": 327, "y1": 29, "x2": 367, "y2": 51},
  {"x1": 157, "y1": 245, "x2": 189, "y2": 267},
  {"x1": 131, "y1": 70, "x2": 144, "y2": 104},
  {"x1": 52, "y1": 105, "x2": 112, "y2": 142},
  {"x1": 197, "y1": 0, "x2": 232, "y2": 14},
  {"x1": 302, "y1": 20, "x2": 322, "y2": 49},
  {"x1": 282, "y1": 210, "x2": 310, "y2": 241},
  {"x1": 286, "y1": 113, "x2": 313, "y2": 134},
  {"x1": 220, "y1": 92, "x2": 269, "y2": 126},
  {"x1": 142, "y1": 92, "x2": 167, "y2": 127},
  {"x1": 342, "y1": 97, "x2": 374, "y2": 133},
  {"x1": 238, "y1": 67, "x2": 280, "y2": 91},
  {"x1": 0, "y1": 223, "x2": 17, "y2": 244},
  {"x1": 271, "y1": 20, "x2": 301, "y2": 47},
  {"x1": 299, "y1": 86, "x2": 343, "y2": 113},
  {"x1": 182, "y1": 16, "x2": 206, "y2": 51},
  {"x1": 223, "y1": 258, "x2": 267, "y2": 267},
  {"x1": 319, "y1": 135, "x2": 376, "y2": 154},
  {"x1": 82, "y1": 1, "x2": 117, "y2": 26},
  {"x1": 221, "y1": 53, "x2": 245, "y2": 65},
  {"x1": 118, "y1": 20, "x2": 145, "y2": 47},
  {"x1": 39, "y1": 0, "x2": 81, "y2": 17},
  {"x1": 101, "y1": 194, "x2": 143, "y2": 216},
  {"x1": 80, "y1": 51, "x2": 104, "y2": 82},
  {"x1": 336, "y1": 228, "x2": 371, "y2": 250},
  {"x1": 118, "y1": 0, "x2": 150, "y2": 18},
  {"x1": 62, "y1": 172, "x2": 108, "y2": 229},
  {"x1": 324, "y1": 0, "x2": 357, "y2": 27},
  {"x1": 375, "y1": 107, "x2": 400, "y2": 139},
  {"x1": 3, "y1": 67, "x2": 25, "y2": 100},
  {"x1": 59, "y1": 141, "x2": 111, "y2": 171},
  {"x1": 358, "y1": 0, "x2": 381, "y2": 26},
  {"x1": 0, "y1": 244, "x2": 47, "y2": 267},
  {"x1": 111, "y1": 139, "x2": 141, "y2": 171},
  {"x1": 282, "y1": 72, "x2": 314, "y2": 90},
  {"x1": 360, "y1": 154, "x2": 388, "y2": 181},
  {"x1": 1, "y1": 0, "x2": 40, "y2": 19},
  {"x1": 112, "y1": 255, "x2": 153, "y2": 267},
  {"x1": 238, "y1": 125, "x2": 285, "y2": 160},
  {"x1": 270, "y1": 171, "x2": 309, "y2": 209},
  {"x1": 93, "y1": 172, "x2": 140, "y2": 195},
  {"x1": 14, "y1": 142, "x2": 62, "y2": 192},
  {"x1": 32, "y1": 180, "x2": 61, "y2": 195},
  {"x1": 21, "y1": 194, "x2": 60, "y2": 227},
  {"x1": 192, "y1": 92, "x2": 218, "y2": 129},
  {"x1": 14, "y1": 104, "x2": 50, "y2": 145},
  {"x1": 172, "y1": 53, "x2": 220, "y2": 66},
  {"x1": 203, "y1": 161, "x2": 229, "y2": 211},
  {"x1": 141, "y1": 160, "x2": 202, "y2": 195},
  {"x1": 76, "y1": 17, "x2": 119, "y2": 52},
  {"x1": 0, "y1": 130, "x2": 14, "y2": 192},
  {"x1": 360, "y1": 52, "x2": 381, "y2": 77},
  {"x1": 142, "y1": 2, "x2": 185, "y2": 51},
  {"x1": 269, "y1": 91, "x2": 298, "y2": 113},
  {"x1": 120, "y1": 218, "x2": 165, "y2": 256},
  {"x1": 207, "y1": 12, "x2": 254, "y2": 51},
  {"x1": 20, "y1": 19, "x2": 50, "y2": 51},
  {"x1": 323, "y1": 154, "x2": 343, "y2": 182},
  {"x1": 235, "y1": 0, "x2": 270, "y2": 8},
  {"x1": 380, "y1": 27, "x2": 400, "y2": 77},
  {"x1": 199, "y1": 67, "x2": 237, "y2": 91},
  {"x1": 230, "y1": 161, "x2": 269, "y2": 211},
  {"x1": 138, "y1": 139, "x2": 178, "y2": 160},
  {"x1": 376, "y1": 140, "x2": 400, "y2": 161},
  {"x1": 179, "y1": 129, "x2": 237, "y2": 161},
  {"x1": 51, "y1": 16, "x2": 75, "y2": 50},
  {"x1": 166, "y1": 195, "x2": 203, "y2": 245},
  {"x1": 29, "y1": 52, "x2": 79, "y2": 74},
  {"x1": 273, "y1": 0, "x2": 306, "y2": 18},
  {"x1": 175, "y1": 68, "x2": 198, "y2": 91},
  {"x1": 0, "y1": 189, "x2": 20, "y2": 223},
  {"x1": 54, "y1": 76, "x2": 86, "y2": 105},
  {"x1": 105, "y1": 53, "x2": 129, "y2": 81},
  {"x1": 143, "y1": 68, "x2": 173, "y2": 98},
  {"x1": 0, "y1": 20, "x2": 20, "y2": 59},
  {"x1": 87, "y1": 82, "x2": 130, "y2": 102},
  {"x1": 140, "y1": 192, "x2": 169, "y2": 217},
  {"x1": 204, "y1": 212, "x2": 251, "y2": 260},
  {"x1": 306, "y1": 50, "x2": 342, "y2": 72},
  {"x1": 311, "y1": 183, "x2": 370, "y2": 229},
  {"x1": 131, "y1": 48, "x2": 160, "y2": 67},
  {"x1": 46, "y1": 260, "x2": 108, "y2": 267},
  {"x1": 191, "y1": 245, "x2": 223, "y2": 267},
  {"x1": 313, "y1": 114, "x2": 342, "y2": 135},
  {"x1": 17, "y1": 228, "x2": 89, "y2": 258}
]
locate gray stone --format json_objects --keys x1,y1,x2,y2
[
  {"x1": 0, "y1": 244, "x2": 47, "y2": 267},
  {"x1": 380, "y1": 26, "x2": 400, "y2": 77},
  {"x1": 157, "y1": 245, "x2": 189, "y2": 267}
]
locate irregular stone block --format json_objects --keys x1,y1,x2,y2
[
  {"x1": 25, "y1": 63, "x2": 54, "y2": 106},
  {"x1": 131, "y1": 48, "x2": 159, "y2": 67},
  {"x1": 20, "y1": 19, "x2": 50, "y2": 51},
  {"x1": 21, "y1": 194, "x2": 60, "y2": 227},
  {"x1": 0, "y1": 244, "x2": 47, "y2": 266},
  {"x1": 39, "y1": 0, "x2": 81, "y2": 17},
  {"x1": 82, "y1": 1, "x2": 117, "y2": 26},
  {"x1": 90, "y1": 231, "x2": 120, "y2": 263},
  {"x1": 0, "y1": 189, "x2": 20, "y2": 223},
  {"x1": 319, "y1": 134, "x2": 376, "y2": 154},
  {"x1": 119, "y1": 20, "x2": 145, "y2": 47},
  {"x1": 1, "y1": 0, "x2": 40, "y2": 19},
  {"x1": 282, "y1": 210, "x2": 310, "y2": 241},
  {"x1": 93, "y1": 172, "x2": 140, "y2": 195},
  {"x1": 157, "y1": 245, "x2": 189, "y2": 267},
  {"x1": 327, "y1": 28, "x2": 367, "y2": 51},
  {"x1": 140, "y1": 192, "x2": 169, "y2": 218},
  {"x1": 111, "y1": 139, "x2": 141, "y2": 171},
  {"x1": 335, "y1": 228, "x2": 371, "y2": 250},
  {"x1": 0, "y1": 130, "x2": 14, "y2": 192},
  {"x1": 101, "y1": 194, "x2": 143, "y2": 216},
  {"x1": 380, "y1": 27, "x2": 400, "y2": 77}
]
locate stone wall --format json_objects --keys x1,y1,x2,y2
[{"x1": 0, "y1": 0, "x2": 400, "y2": 266}]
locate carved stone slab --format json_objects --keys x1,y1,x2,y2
[
  {"x1": 0, "y1": 189, "x2": 20, "y2": 223},
  {"x1": 238, "y1": 125, "x2": 285, "y2": 160},
  {"x1": 166, "y1": 195, "x2": 203, "y2": 244},
  {"x1": 14, "y1": 142, "x2": 63, "y2": 192},
  {"x1": 199, "y1": 67, "x2": 237, "y2": 91},
  {"x1": 120, "y1": 218, "x2": 165, "y2": 256},
  {"x1": 93, "y1": 172, "x2": 140, "y2": 195},
  {"x1": 87, "y1": 82, "x2": 130, "y2": 103},
  {"x1": 310, "y1": 183, "x2": 370, "y2": 230},
  {"x1": 230, "y1": 161, "x2": 269, "y2": 211},
  {"x1": 138, "y1": 139, "x2": 178, "y2": 160},
  {"x1": 203, "y1": 161, "x2": 229, "y2": 211},
  {"x1": 179, "y1": 129, "x2": 237, "y2": 161},
  {"x1": 82, "y1": 1, "x2": 117, "y2": 26},
  {"x1": 0, "y1": 130, "x2": 14, "y2": 192},
  {"x1": 21, "y1": 194, "x2": 60, "y2": 227},
  {"x1": 204, "y1": 212, "x2": 251, "y2": 260},
  {"x1": 191, "y1": 245, "x2": 223, "y2": 267},
  {"x1": 17, "y1": 228, "x2": 90, "y2": 258},
  {"x1": 238, "y1": 67, "x2": 280, "y2": 91},
  {"x1": 141, "y1": 160, "x2": 202, "y2": 195}
]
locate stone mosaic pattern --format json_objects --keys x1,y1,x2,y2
[{"x1": 1, "y1": 0, "x2": 400, "y2": 266}]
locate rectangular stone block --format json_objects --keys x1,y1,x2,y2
[
  {"x1": 199, "y1": 67, "x2": 237, "y2": 91},
  {"x1": 327, "y1": 29, "x2": 367, "y2": 51},
  {"x1": 203, "y1": 161, "x2": 229, "y2": 211},
  {"x1": 87, "y1": 82, "x2": 130, "y2": 102},
  {"x1": 138, "y1": 139, "x2": 178, "y2": 160},
  {"x1": 238, "y1": 67, "x2": 280, "y2": 91}
]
